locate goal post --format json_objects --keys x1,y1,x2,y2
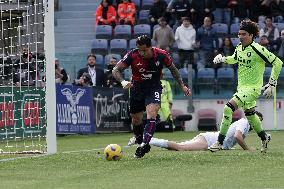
[
  {"x1": 44, "y1": 0, "x2": 56, "y2": 154},
  {"x1": 0, "y1": 0, "x2": 56, "y2": 155}
]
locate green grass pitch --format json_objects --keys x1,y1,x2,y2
[{"x1": 0, "y1": 131, "x2": 284, "y2": 189}]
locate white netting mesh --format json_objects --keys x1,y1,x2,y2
[{"x1": 0, "y1": 0, "x2": 48, "y2": 154}]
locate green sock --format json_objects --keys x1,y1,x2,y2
[
  {"x1": 246, "y1": 114, "x2": 263, "y2": 133},
  {"x1": 220, "y1": 105, "x2": 233, "y2": 136}
]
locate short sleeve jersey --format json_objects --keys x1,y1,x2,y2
[
  {"x1": 225, "y1": 41, "x2": 280, "y2": 90},
  {"x1": 118, "y1": 47, "x2": 173, "y2": 84},
  {"x1": 222, "y1": 118, "x2": 250, "y2": 150}
]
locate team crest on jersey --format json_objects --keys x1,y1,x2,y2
[
  {"x1": 155, "y1": 61, "x2": 160, "y2": 66},
  {"x1": 247, "y1": 52, "x2": 251, "y2": 57},
  {"x1": 139, "y1": 68, "x2": 145, "y2": 72}
]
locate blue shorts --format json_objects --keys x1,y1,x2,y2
[{"x1": 129, "y1": 82, "x2": 162, "y2": 114}]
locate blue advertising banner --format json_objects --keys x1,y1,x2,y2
[
  {"x1": 56, "y1": 84, "x2": 95, "y2": 134},
  {"x1": 93, "y1": 87, "x2": 131, "y2": 132}
]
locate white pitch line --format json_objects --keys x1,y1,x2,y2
[
  {"x1": 0, "y1": 146, "x2": 132, "y2": 162},
  {"x1": 0, "y1": 154, "x2": 48, "y2": 162}
]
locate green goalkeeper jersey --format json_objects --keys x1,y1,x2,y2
[{"x1": 224, "y1": 41, "x2": 283, "y2": 91}]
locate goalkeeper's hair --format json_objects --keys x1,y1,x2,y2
[{"x1": 240, "y1": 19, "x2": 259, "y2": 38}]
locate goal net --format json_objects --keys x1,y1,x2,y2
[{"x1": 0, "y1": 0, "x2": 56, "y2": 155}]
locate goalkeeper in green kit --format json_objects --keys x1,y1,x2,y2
[{"x1": 209, "y1": 19, "x2": 283, "y2": 153}]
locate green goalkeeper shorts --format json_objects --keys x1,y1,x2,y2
[{"x1": 233, "y1": 87, "x2": 261, "y2": 110}]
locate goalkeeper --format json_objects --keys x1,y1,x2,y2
[{"x1": 209, "y1": 19, "x2": 283, "y2": 153}]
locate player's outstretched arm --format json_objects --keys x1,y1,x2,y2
[
  {"x1": 167, "y1": 64, "x2": 191, "y2": 96},
  {"x1": 234, "y1": 130, "x2": 253, "y2": 151}
]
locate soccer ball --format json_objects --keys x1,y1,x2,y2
[{"x1": 104, "y1": 144, "x2": 123, "y2": 161}]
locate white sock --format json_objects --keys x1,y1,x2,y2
[{"x1": 149, "y1": 138, "x2": 169, "y2": 148}]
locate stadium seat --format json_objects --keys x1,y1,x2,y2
[
  {"x1": 151, "y1": 39, "x2": 157, "y2": 47},
  {"x1": 153, "y1": 24, "x2": 159, "y2": 31},
  {"x1": 263, "y1": 67, "x2": 272, "y2": 83},
  {"x1": 197, "y1": 109, "x2": 217, "y2": 131},
  {"x1": 257, "y1": 22, "x2": 265, "y2": 30},
  {"x1": 231, "y1": 37, "x2": 240, "y2": 47},
  {"x1": 273, "y1": 23, "x2": 284, "y2": 31},
  {"x1": 132, "y1": 0, "x2": 141, "y2": 10},
  {"x1": 171, "y1": 53, "x2": 180, "y2": 67},
  {"x1": 212, "y1": 23, "x2": 228, "y2": 37},
  {"x1": 129, "y1": 39, "x2": 137, "y2": 49},
  {"x1": 114, "y1": 25, "x2": 132, "y2": 40},
  {"x1": 216, "y1": 67, "x2": 235, "y2": 95},
  {"x1": 95, "y1": 25, "x2": 112, "y2": 40},
  {"x1": 172, "y1": 41, "x2": 178, "y2": 53},
  {"x1": 196, "y1": 68, "x2": 215, "y2": 95},
  {"x1": 138, "y1": 10, "x2": 150, "y2": 24},
  {"x1": 91, "y1": 39, "x2": 108, "y2": 55},
  {"x1": 95, "y1": 54, "x2": 104, "y2": 69},
  {"x1": 141, "y1": 0, "x2": 153, "y2": 10},
  {"x1": 124, "y1": 68, "x2": 132, "y2": 79},
  {"x1": 230, "y1": 23, "x2": 239, "y2": 37},
  {"x1": 134, "y1": 24, "x2": 151, "y2": 38},
  {"x1": 104, "y1": 54, "x2": 122, "y2": 65},
  {"x1": 110, "y1": 39, "x2": 128, "y2": 55},
  {"x1": 162, "y1": 68, "x2": 172, "y2": 79}
]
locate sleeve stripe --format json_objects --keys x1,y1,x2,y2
[
  {"x1": 250, "y1": 44, "x2": 270, "y2": 63},
  {"x1": 270, "y1": 57, "x2": 277, "y2": 65}
]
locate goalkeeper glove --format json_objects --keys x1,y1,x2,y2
[
  {"x1": 121, "y1": 80, "x2": 131, "y2": 89},
  {"x1": 262, "y1": 78, "x2": 277, "y2": 98},
  {"x1": 213, "y1": 54, "x2": 225, "y2": 64}
]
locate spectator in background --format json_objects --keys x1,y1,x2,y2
[
  {"x1": 196, "y1": 16, "x2": 219, "y2": 69},
  {"x1": 273, "y1": 29, "x2": 284, "y2": 61},
  {"x1": 219, "y1": 36, "x2": 235, "y2": 68},
  {"x1": 149, "y1": 0, "x2": 168, "y2": 33},
  {"x1": 190, "y1": 0, "x2": 215, "y2": 28},
  {"x1": 77, "y1": 54, "x2": 106, "y2": 87},
  {"x1": 259, "y1": 16, "x2": 279, "y2": 42},
  {"x1": 13, "y1": 46, "x2": 38, "y2": 86},
  {"x1": 73, "y1": 72, "x2": 93, "y2": 87},
  {"x1": 270, "y1": 0, "x2": 284, "y2": 23},
  {"x1": 152, "y1": 17, "x2": 175, "y2": 52},
  {"x1": 95, "y1": 0, "x2": 116, "y2": 28},
  {"x1": 171, "y1": 0, "x2": 191, "y2": 27},
  {"x1": 105, "y1": 57, "x2": 122, "y2": 88},
  {"x1": 175, "y1": 17, "x2": 196, "y2": 69},
  {"x1": 213, "y1": 0, "x2": 232, "y2": 26},
  {"x1": 259, "y1": 35, "x2": 276, "y2": 53},
  {"x1": 117, "y1": 0, "x2": 136, "y2": 25},
  {"x1": 55, "y1": 58, "x2": 69, "y2": 84}
]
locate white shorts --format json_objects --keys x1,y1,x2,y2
[{"x1": 178, "y1": 132, "x2": 219, "y2": 148}]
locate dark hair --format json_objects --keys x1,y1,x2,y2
[
  {"x1": 182, "y1": 17, "x2": 190, "y2": 22},
  {"x1": 111, "y1": 57, "x2": 117, "y2": 61},
  {"x1": 136, "y1": 35, "x2": 152, "y2": 47},
  {"x1": 82, "y1": 72, "x2": 92, "y2": 84},
  {"x1": 239, "y1": 19, "x2": 259, "y2": 38},
  {"x1": 87, "y1": 54, "x2": 96, "y2": 60},
  {"x1": 255, "y1": 111, "x2": 263, "y2": 121}
]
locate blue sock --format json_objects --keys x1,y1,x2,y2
[{"x1": 143, "y1": 118, "x2": 156, "y2": 144}]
